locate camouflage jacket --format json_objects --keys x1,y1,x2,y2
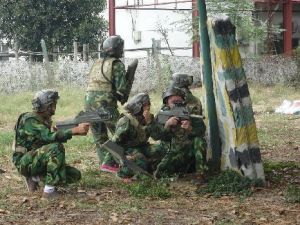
[
  {"x1": 14, "y1": 112, "x2": 73, "y2": 152},
  {"x1": 149, "y1": 106, "x2": 206, "y2": 149},
  {"x1": 111, "y1": 112, "x2": 151, "y2": 148}
]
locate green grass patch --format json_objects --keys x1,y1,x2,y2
[
  {"x1": 263, "y1": 161, "x2": 300, "y2": 184},
  {"x1": 264, "y1": 161, "x2": 299, "y2": 172},
  {"x1": 285, "y1": 184, "x2": 300, "y2": 203},
  {"x1": 80, "y1": 169, "x2": 107, "y2": 189},
  {"x1": 196, "y1": 170, "x2": 264, "y2": 198},
  {"x1": 0, "y1": 132, "x2": 14, "y2": 158},
  {"x1": 0, "y1": 131, "x2": 14, "y2": 146},
  {"x1": 80, "y1": 168, "x2": 118, "y2": 189},
  {"x1": 124, "y1": 176, "x2": 171, "y2": 199}
]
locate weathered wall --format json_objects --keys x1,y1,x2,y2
[{"x1": 0, "y1": 55, "x2": 298, "y2": 94}]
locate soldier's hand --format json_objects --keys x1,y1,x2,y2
[
  {"x1": 71, "y1": 123, "x2": 90, "y2": 135},
  {"x1": 164, "y1": 116, "x2": 179, "y2": 128},
  {"x1": 143, "y1": 108, "x2": 153, "y2": 124},
  {"x1": 181, "y1": 120, "x2": 192, "y2": 131}
]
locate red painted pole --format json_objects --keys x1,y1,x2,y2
[
  {"x1": 192, "y1": 0, "x2": 200, "y2": 58},
  {"x1": 109, "y1": 0, "x2": 116, "y2": 36},
  {"x1": 283, "y1": 0, "x2": 293, "y2": 56}
]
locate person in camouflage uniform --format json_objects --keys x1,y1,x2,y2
[
  {"x1": 85, "y1": 35, "x2": 129, "y2": 173},
  {"x1": 149, "y1": 87, "x2": 207, "y2": 179},
  {"x1": 170, "y1": 73, "x2": 203, "y2": 115},
  {"x1": 12, "y1": 90, "x2": 89, "y2": 199},
  {"x1": 109, "y1": 93, "x2": 155, "y2": 180}
]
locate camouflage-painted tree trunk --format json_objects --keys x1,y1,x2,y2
[{"x1": 205, "y1": 16, "x2": 265, "y2": 180}]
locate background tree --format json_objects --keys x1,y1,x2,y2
[
  {"x1": 0, "y1": 0, "x2": 107, "y2": 59},
  {"x1": 174, "y1": 0, "x2": 280, "y2": 46}
]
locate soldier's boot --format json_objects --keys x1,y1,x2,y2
[
  {"x1": 25, "y1": 177, "x2": 39, "y2": 193},
  {"x1": 42, "y1": 190, "x2": 60, "y2": 199}
]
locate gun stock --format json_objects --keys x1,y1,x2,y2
[{"x1": 102, "y1": 140, "x2": 153, "y2": 177}]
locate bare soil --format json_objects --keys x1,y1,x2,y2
[{"x1": 0, "y1": 112, "x2": 299, "y2": 225}]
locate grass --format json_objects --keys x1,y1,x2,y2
[
  {"x1": 124, "y1": 176, "x2": 171, "y2": 199},
  {"x1": 196, "y1": 170, "x2": 264, "y2": 198},
  {"x1": 263, "y1": 161, "x2": 300, "y2": 185},
  {"x1": 285, "y1": 184, "x2": 300, "y2": 203},
  {"x1": 0, "y1": 83, "x2": 299, "y2": 223}
]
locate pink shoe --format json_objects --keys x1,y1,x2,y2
[{"x1": 99, "y1": 164, "x2": 119, "y2": 173}]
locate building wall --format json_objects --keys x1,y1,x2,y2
[{"x1": 109, "y1": 0, "x2": 193, "y2": 58}]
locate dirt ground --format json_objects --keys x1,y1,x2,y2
[{"x1": 0, "y1": 112, "x2": 299, "y2": 225}]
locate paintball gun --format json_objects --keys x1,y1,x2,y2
[
  {"x1": 156, "y1": 103, "x2": 204, "y2": 125},
  {"x1": 120, "y1": 59, "x2": 138, "y2": 105},
  {"x1": 156, "y1": 103, "x2": 190, "y2": 125},
  {"x1": 102, "y1": 140, "x2": 153, "y2": 177},
  {"x1": 56, "y1": 109, "x2": 112, "y2": 130}
]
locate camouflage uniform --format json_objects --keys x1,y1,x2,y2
[
  {"x1": 149, "y1": 107, "x2": 207, "y2": 178},
  {"x1": 170, "y1": 73, "x2": 203, "y2": 115},
  {"x1": 182, "y1": 87, "x2": 203, "y2": 116},
  {"x1": 85, "y1": 57, "x2": 127, "y2": 165},
  {"x1": 12, "y1": 112, "x2": 81, "y2": 186},
  {"x1": 110, "y1": 111, "x2": 153, "y2": 178}
]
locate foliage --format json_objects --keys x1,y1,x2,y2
[
  {"x1": 0, "y1": 0, "x2": 107, "y2": 53},
  {"x1": 206, "y1": 0, "x2": 269, "y2": 42},
  {"x1": 174, "y1": 0, "x2": 278, "y2": 44},
  {"x1": 196, "y1": 170, "x2": 264, "y2": 197},
  {"x1": 285, "y1": 184, "x2": 300, "y2": 203},
  {"x1": 125, "y1": 176, "x2": 171, "y2": 199}
]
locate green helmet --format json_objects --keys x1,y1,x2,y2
[
  {"x1": 124, "y1": 93, "x2": 150, "y2": 115},
  {"x1": 102, "y1": 35, "x2": 124, "y2": 58},
  {"x1": 32, "y1": 89, "x2": 59, "y2": 112},
  {"x1": 162, "y1": 87, "x2": 185, "y2": 104},
  {"x1": 171, "y1": 73, "x2": 193, "y2": 88}
]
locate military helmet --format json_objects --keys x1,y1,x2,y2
[
  {"x1": 32, "y1": 89, "x2": 59, "y2": 112},
  {"x1": 102, "y1": 35, "x2": 124, "y2": 58},
  {"x1": 162, "y1": 86, "x2": 185, "y2": 104},
  {"x1": 124, "y1": 93, "x2": 150, "y2": 115},
  {"x1": 171, "y1": 73, "x2": 193, "y2": 88}
]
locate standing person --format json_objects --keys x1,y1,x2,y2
[
  {"x1": 170, "y1": 73, "x2": 203, "y2": 115},
  {"x1": 12, "y1": 90, "x2": 89, "y2": 199},
  {"x1": 149, "y1": 87, "x2": 207, "y2": 179},
  {"x1": 85, "y1": 35, "x2": 129, "y2": 173},
  {"x1": 108, "y1": 93, "x2": 154, "y2": 181}
]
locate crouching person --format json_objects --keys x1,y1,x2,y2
[
  {"x1": 106, "y1": 93, "x2": 154, "y2": 182},
  {"x1": 12, "y1": 90, "x2": 89, "y2": 199},
  {"x1": 150, "y1": 87, "x2": 207, "y2": 179}
]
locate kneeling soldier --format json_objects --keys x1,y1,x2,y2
[
  {"x1": 12, "y1": 90, "x2": 89, "y2": 199},
  {"x1": 107, "y1": 93, "x2": 154, "y2": 181}
]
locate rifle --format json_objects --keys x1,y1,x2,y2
[
  {"x1": 156, "y1": 103, "x2": 204, "y2": 125},
  {"x1": 156, "y1": 103, "x2": 190, "y2": 125},
  {"x1": 102, "y1": 140, "x2": 153, "y2": 178},
  {"x1": 56, "y1": 109, "x2": 112, "y2": 130}
]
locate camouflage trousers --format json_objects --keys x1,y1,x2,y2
[
  {"x1": 116, "y1": 145, "x2": 152, "y2": 178},
  {"x1": 153, "y1": 137, "x2": 207, "y2": 178},
  {"x1": 85, "y1": 91, "x2": 120, "y2": 166},
  {"x1": 13, "y1": 143, "x2": 81, "y2": 186}
]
